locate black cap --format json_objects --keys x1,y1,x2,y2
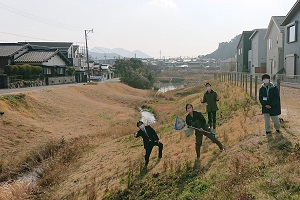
[{"x1": 136, "y1": 121, "x2": 143, "y2": 127}]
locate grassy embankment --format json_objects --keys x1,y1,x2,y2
[
  {"x1": 102, "y1": 81, "x2": 300, "y2": 200},
  {"x1": 0, "y1": 80, "x2": 299, "y2": 199}
]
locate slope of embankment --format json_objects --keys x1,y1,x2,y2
[{"x1": 0, "y1": 80, "x2": 299, "y2": 199}]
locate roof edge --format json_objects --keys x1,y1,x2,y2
[{"x1": 281, "y1": 0, "x2": 300, "y2": 26}]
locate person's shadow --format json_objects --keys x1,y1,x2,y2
[
  {"x1": 136, "y1": 158, "x2": 161, "y2": 181},
  {"x1": 266, "y1": 131, "x2": 292, "y2": 151}
]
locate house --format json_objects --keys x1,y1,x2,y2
[
  {"x1": 0, "y1": 43, "x2": 31, "y2": 73},
  {"x1": 264, "y1": 16, "x2": 285, "y2": 76},
  {"x1": 219, "y1": 58, "x2": 236, "y2": 72},
  {"x1": 248, "y1": 29, "x2": 267, "y2": 75},
  {"x1": 236, "y1": 31, "x2": 254, "y2": 72},
  {"x1": 100, "y1": 64, "x2": 113, "y2": 80},
  {"x1": 281, "y1": 0, "x2": 300, "y2": 76},
  {"x1": 14, "y1": 49, "x2": 74, "y2": 85},
  {"x1": 18, "y1": 42, "x2": 79, "y2": 65},
  {"x1": 19, "y1": 41, "x2": 86, "y2": 82}
]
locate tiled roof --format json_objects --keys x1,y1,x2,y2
[
  {"x1": 0, "y1": 43, "x2": 27, "y2": 57},
  {"x1": 14, "y1": 50, "x2": 58, "y2": 63},
  {"x1": 18, "y1": 42, "x2": 73, "y2": 52}
]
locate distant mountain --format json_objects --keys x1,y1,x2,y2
[
  {"x1": 89, "y1": 47, "x2": 152, "y2": 59},
  {"x1": 204, "y1": 34, "x2": 241, "y2": 60}
]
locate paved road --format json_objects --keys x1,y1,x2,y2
[{"x1": 0, "y1": 78, "x2": 120, "y2": 95}]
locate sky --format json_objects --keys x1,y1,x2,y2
[{"x1": 0, "y1": 0, "x2": 297, "y2": 58}]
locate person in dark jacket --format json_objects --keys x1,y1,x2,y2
[
  {"x1": 134, "y1": 121, "x2": 163, "y2": 166},
  {"x1": 185, "y1": 104, "x2": 224, "y2": 159},
  {"x1": 259, "y1": 74, "x2": 281, "y2": 134},
  {"x1": 201, "y1": 83, "x2": 219, "y2": 130}
]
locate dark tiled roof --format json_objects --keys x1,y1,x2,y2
[
  {"x1": 18, "y1": 42, "x2": 73, "y2": 52},
  {"x1": 0, "y1": 43, "x2": 28, "y2": 57},
  {"x1": 14, "y1": 50, "x2": 70, "y2": 65}
]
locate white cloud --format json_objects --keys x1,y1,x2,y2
[{"x1": 149, "y1": 0, "x2": 177, "y2": 8}]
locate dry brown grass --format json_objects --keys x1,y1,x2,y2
[
  {"x1": 0, "y1": 77, "x2": 299, "y2": 199},
  {"x1": 0, "y1": 180, "x2": 34, "y2": 200}
]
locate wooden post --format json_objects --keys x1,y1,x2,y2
[
  {"x1": 255, "y1": 76, "x2": 258, "y2": 101},
  {"x1": 277, "y1": 79, "x2": 280, "y2": 93},
  {"x1": 245, "y1": 74, "x2": 248, "y2": 93},
  {"x1": 250, "y1": 75, "x2": 253, "y2": 97},
  {"x1": 240, "y1": 73, "x2": 242, "y2": 87}
]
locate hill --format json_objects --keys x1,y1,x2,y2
[
  {"x1": 204, "y1": 34, "x2": 241, "y2": 60},
  {"x1": 0, "y1": 77, "x2": 299, "y2": 199},
  {"x1": 90, "y1": 47, "x2": 152, "y2": 59}
]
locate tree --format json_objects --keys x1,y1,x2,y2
[
  {"x1": 113, "y1": 58, "x2": 156, "y2": 89},
  {"x1": 66, "y1": 66, "x2": 76, "y2": 76}
]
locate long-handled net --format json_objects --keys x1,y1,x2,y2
[{"x1": 174, "y1": 116, "x2": 212, "y2": 137}]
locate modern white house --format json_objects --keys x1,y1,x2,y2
[
  {"x1": 264, "y1": 16, "x2": 285, "y2": 76},
  {"x1": 101, "y1": 64, "x2": 113, "y2": 80}
]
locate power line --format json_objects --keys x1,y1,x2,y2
[
  {"x1": 0, "y1": 31, "x2": 54, "y2": 41},
  {"x1": 0, "y1": 2, "x2": 84, "y2": 31}
]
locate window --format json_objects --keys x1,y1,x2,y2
[
  {"x1": 57, "y1": 67, "x2": 64, "y2": 74},
  {"x1": 44, "y1": 67, "x2": 51, "y2": 74},
  {"x1": 287, "y1": 22, "x2": 297, "y2": 43},
  {"x1": 276, "y1": 36, "x2": 279, "y2": 44},
  {"x1": 268, "y1": 39, "x2": 272, "y2": 49}
]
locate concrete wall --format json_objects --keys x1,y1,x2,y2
[{"x1": 47, "y1": 76, "x2": 75, "y2": 85}]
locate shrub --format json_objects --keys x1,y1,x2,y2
[{"x1": 4, "y1": 64, "x2": 42, "y2": 79}]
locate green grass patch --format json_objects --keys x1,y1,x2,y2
[
  {"x1": 1, "y1": 93, "x2": 29, "y2": 107},
  {"x1": 98, "y1": 114, "x2": 112, "y2": 121}
]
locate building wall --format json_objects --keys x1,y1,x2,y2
[
  {"x1": 237, "y1": 37, "x2": 244, "y2": 72},
  {"x1": 266, "y1": 23, "x2": 284, "y2": 75},
  {"x1": 42, "y1": 55, "x2": 66, "y2": 66},
  {"x1": 284, "y1": 11, "x2": 300, "y2": 75},
  {"x1": 251, "y1": 34, "x2": 259, "y2": 74},
  {"x1": 258, "y1": 30, "x2": 267, "y2": 68},
  {"x1": 242, "y1": 32, "x2": 254, "y2": 72}
]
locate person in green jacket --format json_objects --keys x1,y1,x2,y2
[
  {"x1": 201, "y1": 83, "x2": 219, "y2": 130},
  {"x1": 185, "y1": 103, "x2": 224, "y2": 159}
]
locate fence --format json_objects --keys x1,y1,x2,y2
[
  {"x1": 216, "y1": 72, "x2": 300, "y2": 100},
  {"x1": 215, "y1": 72, "x2": 283, "y2": 101}
]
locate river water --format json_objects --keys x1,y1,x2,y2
[{"x1": 157, "y1": 83, "x2": 185, "y2": 93}]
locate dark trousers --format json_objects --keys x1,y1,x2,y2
[
  {"x1": 207, "y1": 111, "x2": 217, "y2": 129},
  {"x1": 195, "y1": 129, "x2": 223, "y2": 158},
  {"x1": 144, "y1": 141, "x2": 163, "y2": 164}
]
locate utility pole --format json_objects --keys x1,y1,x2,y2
[{"x1": 85, "y1": 29, "x2": 93, "y2": 82}]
